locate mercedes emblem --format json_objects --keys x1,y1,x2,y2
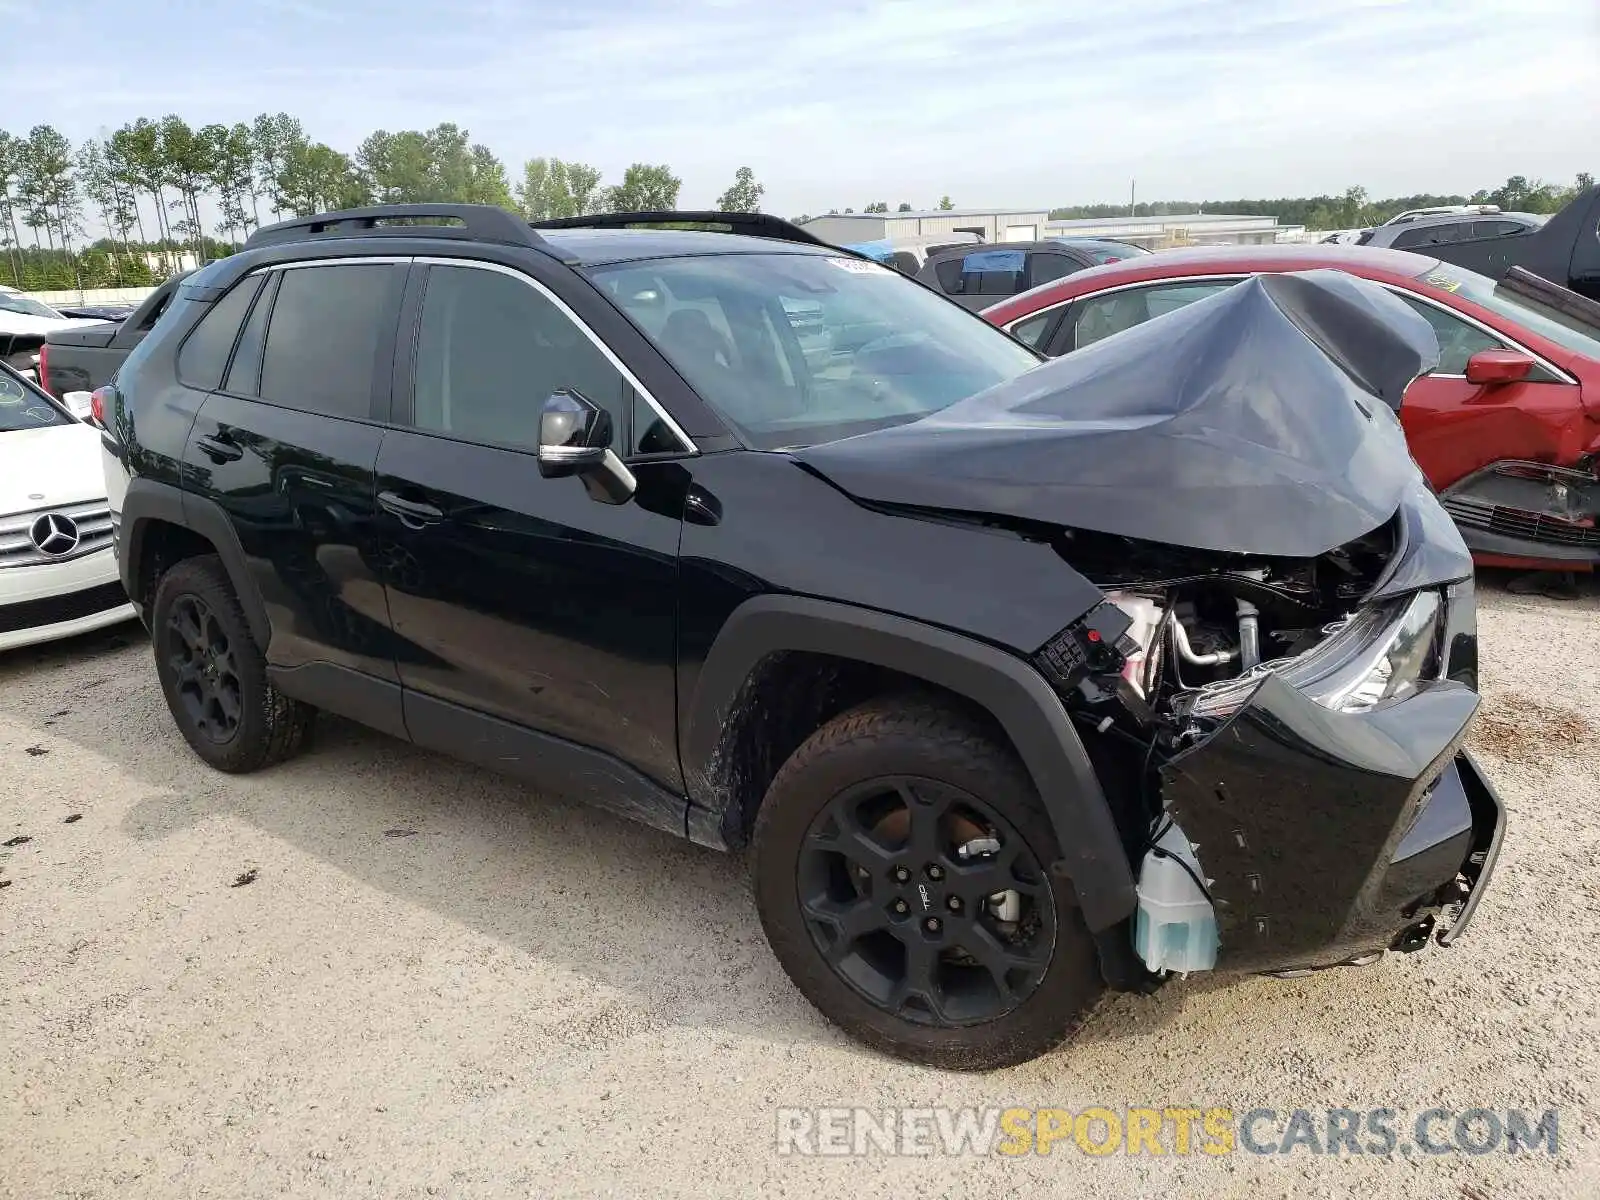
[{"x1": 28, "y1": 512, "x2": 81, "y2": 556}]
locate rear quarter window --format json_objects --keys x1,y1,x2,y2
[{"x1": 176, "y1": 276, "x2": 266, "y2": 391}]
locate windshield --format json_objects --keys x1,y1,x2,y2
[
  {"x1": 592, "y1": 253, "x2": 1041, "y2": 449},
  {"x1": 0, "y1": 291, "x2": 64, "y2": 320},
  {"x1": 0, "y1": 366, "x2": 71, "y2": 431},
  {"x1": 1416, "y1": 263, "x2": 1600, "y2": 360}
]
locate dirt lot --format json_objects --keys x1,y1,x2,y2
[{"x1": 3, "y1": 579, "x2": 1598, "y2": 1198}]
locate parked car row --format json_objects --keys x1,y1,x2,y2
[
  {"x1": 45, "y1": 203, "x2": 1503, "y2": 1071},
  {"x1": 0, "y1": 285, "x2": 105, "y2": 382}
]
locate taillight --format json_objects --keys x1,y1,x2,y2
[
  {"x1": 89, "y1": 385, "x2": 111, "y2": 427},
  {"x1": 37, "y1": 341, "x2": 50, "y2": 394}
]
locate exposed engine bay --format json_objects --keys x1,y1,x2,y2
[{"x1": 1055, "y1": 519, "x2": 1399, "y2": 727}]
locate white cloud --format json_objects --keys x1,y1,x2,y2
[{"x1": 4, "y1": 0, "x2": 1596, "y2": 214}]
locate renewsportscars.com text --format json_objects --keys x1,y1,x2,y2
[{"x1": 775, "y1": 1106, "x2": 1559, "y2": 1158}]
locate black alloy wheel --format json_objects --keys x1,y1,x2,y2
[
  {"x1": 150, "y1": 555, "x2": 315, "y2": 773},
  {"x1": 163, "y1": 593, "x2": 243, "y2": 745},
  {"x1": 753, "y1": 697, "x2": 1104, "y2": 1070},
  {"x1": 797, "y1": 775, "x2": 1056, "y2": 1027}
]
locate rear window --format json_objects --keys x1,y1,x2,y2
[
  {"x1": 934, "y1": 249, "x2": 1027, "y2": 296},
  {"x1": 259, "y1": 264, "x2": 398, "y2": 419}
]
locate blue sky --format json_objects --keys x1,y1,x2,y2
[{"x1": 6, "y1": 0, "x2": 1598, "y2": 215}]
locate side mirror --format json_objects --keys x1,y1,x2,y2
[
  {"x1": 63, "y1": 390, "x2": 95, "y2": 422},
  {"x1": 536, "y1": 389, "x2": 637, "y2": 505},
  {"x1": 1464, "y1": 349, "x2": 1533, "y2": 386}
]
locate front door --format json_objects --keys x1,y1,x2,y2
[
  {"x1": 1389, "y1": 294, "x2": 1588, "y2": 489},
  {"x1": 372, "y1": 260, "x2": 687, "y2": 825}
]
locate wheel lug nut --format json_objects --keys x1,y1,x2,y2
[
  {"x1": 946, "y1": 896, "x2": 962, "y2": 912},
  {"x1": 893, "y1": 899, "x2": 909, "y2": 915},
  {"x1": 927, "y1": 864, "x2": 944, "y2": 881},
  {"x1": 892, "y1": 866, "x2": 911, "y2": 884},
  {"x1": 924, "y1": 917, "x2": 942, "y2": 933}
]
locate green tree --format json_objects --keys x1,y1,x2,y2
[
  {"x1": 1577, "y1": 171, "x2": 1595, "y2": 193},
  {"x1": 158, "y1": 115, "x2": 216, "y2": 262},
  {"x1": 358, "y1": 129, "x2": 434, "y2": 203},
  {"x1": 201, "y1": 123, "x2": 256, "y2": 244},
  {"x1": 715, "y1": 166, "x2": 764, "y2": 213},
  {"x1": 517, "y1": 157, "x2": 603, "y2": 219},
  {"x1": 276, "y1": 141, "x2": 367, "y2": 215},
  {"x1": 115, "y1": 118, "x2": 174, "y2": 269},
  {"x1": 77, "y1": 139, "x2": 139, "y2": 270},
  {"x1": 18, "y1": 126, "x2": 78, "y2": 255},
  {"x1": 938, "y1": 195, "x2": 954, "y2": 210},
  {"x1": 896, "y1": 202, "x2": 912, "y2": 211},
  {"x1": 564, "y1": 162, "x2": 603, "y2": 215},
  {"x1": 252, "y1": 112, "x2": 306, "y2": 221},
  {"x1": 358, "y1": 124, "x2": 510, "y2": 207},
  {"x1": 0, "y1": 133, "x2": 25, "y2": 283},
  {"x1": 863, "y1": 201, "x2": 888, "y2": 213},
  {"x1": 606, "y1": 163, "x2": 681, "y2": 212}
]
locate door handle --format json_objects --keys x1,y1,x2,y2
[
  {"x1": 377, "y1": 490, "x2": 444, "y2": 528},
  {"x1": 194, "y1": 433, "x2": 243, "y2": 463}
]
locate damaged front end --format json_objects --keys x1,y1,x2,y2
[
  {"x1": 799, "y1": 270, "x2": 1507, "y2": 982},
  {"x1": 1036, "y1": 480, "x2": 1503, "y2": 978}
]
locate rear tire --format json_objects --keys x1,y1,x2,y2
[
  {"x1": 752, "y1": 696, "x2": 1104, "y2": 1070},
  {"x1": 151, "y1": 555, "x2": 314, "y2": 773}
]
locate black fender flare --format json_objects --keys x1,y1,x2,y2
[
  {"x1": 120, "y1": 477, "x2": 272, "y2": 650},
  {"x1": 684, "y1": 594, "x2": 1137, "y2": 933}
]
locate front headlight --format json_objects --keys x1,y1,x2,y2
[{"x1": 1184, "y1": 590, "x2": 1445, "y2": 720}]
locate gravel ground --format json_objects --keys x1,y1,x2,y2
[{"x1": 2, "y1": 576, "x2": 1597, "y2": 1199}]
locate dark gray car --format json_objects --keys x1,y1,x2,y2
[{"x1": 915, "y1": 239, "x2": 1148, "y2": 311}]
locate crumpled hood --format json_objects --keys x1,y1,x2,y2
[{"x1": 797, "y1": 270, "x2": 1443, "y2": 557}]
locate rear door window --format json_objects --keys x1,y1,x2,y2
[
  {"x1": 176, "y1": 275, "x2": 265, "y2": 390},
  {"x1": 259, "y1": 263, "x2": 402, "y2": 420},
  {"x1": 1069, "y1": 281, "x2": 1237, "y2": 349}
]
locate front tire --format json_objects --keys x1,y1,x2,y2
[
  {"x1": 752, "y1": 697, "x2": 1104, "y2": 1070},
  {"x1": 151, "y1": 555, "x2": 314, "y2": 773}
]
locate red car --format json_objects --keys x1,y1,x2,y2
[{"x1": 984, "y1": 245, "x2": 1600, "y2": 571}]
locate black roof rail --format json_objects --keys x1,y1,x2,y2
[
  {"x1": 243, "y1": 204, "x2": 562, "y2": 255},
  {"x1": 530, "y1": 210, "x2": 837, "y2": 249}
]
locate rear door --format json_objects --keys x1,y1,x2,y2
[
  {"x1": 373, "y1": 259, "x2": 687, "y2": 816},
  {"x1": 181, "y1": 258, "x2": 408, "y2": 735}
]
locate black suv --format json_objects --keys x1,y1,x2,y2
[{"x1": 101, "y1": 205, "x2": 1504, "y2": 1069}]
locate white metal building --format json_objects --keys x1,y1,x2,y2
[
  {"x1": 1040, "y1": 212, "x2": 1282, "y2": 248},
  {"x1": 799, "y1": 208, "x2": 1051, "y2": 246}
]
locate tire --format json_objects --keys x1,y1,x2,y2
[
  {"x1": 151, "y1": 554, "x2": 314, "y2": 773},
  {"x1": 752, "y1": 696, "x2": 1104, "y2": 1070}
]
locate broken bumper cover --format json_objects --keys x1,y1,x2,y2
[
  {"x1": 1161, "y1": 673, "x2": 1503, "y2": 973},
  {"x1": 1441, "y1": 460, "x2": 1600, "y2": 567}
]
